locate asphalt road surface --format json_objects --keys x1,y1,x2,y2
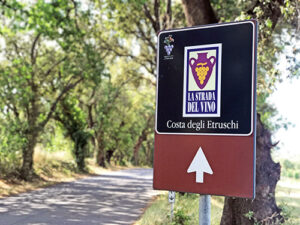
[{"x1": 0, "y1": 168, "x2": 160, "y2": 225}]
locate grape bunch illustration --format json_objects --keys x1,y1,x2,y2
[
  {"x1": 164, "y1": 35, "x2": 174, "y2": 56},
  {"x1": 196, "y1": 66, "x2": 210, "y2": 84},
  {"x1": 164, "y1": 45, "x2": 174, "y2": 56}
]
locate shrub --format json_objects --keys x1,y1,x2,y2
[{"x1": 172, "y1": 208, "x2": 191, "y2": 225}]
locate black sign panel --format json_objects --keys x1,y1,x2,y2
[{"x1": 155, "y1": 21, "x2": 257, "y2": 135}]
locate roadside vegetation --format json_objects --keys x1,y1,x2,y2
[
  {"x1": 0, "y1": 0, "x2": 155, "y2": 184},
  {"x1": 137, "y1": 160, "x2": 300, "y2": 225},
  {"x1": 136, "y1": 193, "x2": 224, "y2": 225},
  {"x1": 0, "y1": 144, "x2": 129, "y2": 198},
  {"x1": 0, "y1": 1, "x2": 299, "y2": 224},
  {"x1": 276, "y1": 159, "x2": 300, "y2": 225}
]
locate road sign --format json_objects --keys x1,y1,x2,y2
[{"x1": 153, "y1": 20, "x2": 257, "y2": 198}]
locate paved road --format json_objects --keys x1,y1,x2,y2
[{"x1": 0, "y1": 168, "x2": 159, "y2": 225}]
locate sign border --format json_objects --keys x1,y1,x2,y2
[
  {"x1": 155, "y1": 20, "x2": 257, "y2": 136},
  {"x1": 182, "y1": 43, "x2": 222, "y2": 118}
]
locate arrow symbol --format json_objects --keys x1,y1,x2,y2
[{"x1": 187, "y1": 147, "x2": 213, "y2": 183}]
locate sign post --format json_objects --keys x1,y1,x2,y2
[
  {"x1": 154, "y1": 19, "x2": 258, "y2": 209},
  {"x1": 199, "y1": 195, "x2": 211, "y2": 225},
  {"x1": 168, "y1": 191, "x2": 175, "y2": 221}
]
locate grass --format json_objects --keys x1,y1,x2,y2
[
  {"x1": 135, "y1": 193, "x2": 224, "y2": 225},
  {"x1": 276, "y1": 177, "x2": 300, "y2": 225},
  {"x1": 0, "y1": 146, "x2": 123, "y2": 199},
  {"x1": 136, "y1": 178, "x2": 300, "y2": 225}
]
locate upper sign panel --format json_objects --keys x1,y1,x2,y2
[{"x1": 155, "y1": 21, "x2": 257, "y2": 136}]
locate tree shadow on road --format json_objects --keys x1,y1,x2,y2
[{"x1": 0, "y1": 168, "x2": 158, "y2": 225}]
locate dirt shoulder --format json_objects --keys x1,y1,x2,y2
[{"x1": 0, "y1": 162, "x2": 127, "y2": 199}]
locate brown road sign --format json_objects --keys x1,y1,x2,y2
[{"x1": 153, "y1": 20, "x2": 257, "y2": 198}]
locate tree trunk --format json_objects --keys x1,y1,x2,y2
[
  {"x1": 133, "y1": 116, "x2": 153, "y2": 165},
  {"x1": 74, "y1": 141, "x2": 86, "y2": 171},
  {"x1": 181, "y1": 0, "x2": 218, "y2": 26},
  {"x1": 96, "y1": 136, "x2": 106, "y2": 167},
  {"x1": 91, "y1": 134, "x2": 106, "y2": 167},
  {"x1": 20, "y1": 91, "x2": 39, "y2": 180},
  {"x1": 133, "y1": 136, "x2": 144, "y2": 166},
  {"x1": 147, "y1": 142, "x2": 153, "y2": 164},
  {"x1": 96, "y1": 148, "x2": 106, "y2": 167},
  {"x1": 220, "y1": 115, "x2": 283, "y2": 225},
  {"x1": 180, "y1": 1, "x2": 283, "y2": 224},
  {"x1": 20, "y1": 131, "x2": 38, "y2": 180},
  {"x1": 105, "y1": 149, "x2": 114, "y2": 164}
]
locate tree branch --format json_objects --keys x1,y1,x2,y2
[
  {"x1": 6, "y1": 103, "x2": 20, "y2": 119},
  {"x1": 43, "y1": 56, "x2": 67, "y2": 77},
  {"x1": 70, "y1": 0, "x2": 81, "y2": 32},
  {"x1": 0, "y1": 0, "x2": 29, "y2": 15},
  {"x1": 154, "y1": 0, "x2": 160, "y2": 32},
  {"x1": 12, "y1": 41, "x2": 21, "y2": 57},
  {"x1": 247, "y1": 0, "x2": 284, "y2": 31},
  {"x1": 99, "y1": 39, "x2": 155, "y2": 76},
  {"x1": 162, "y1": 0, "x2": 172, "y2": 30},
  {"x1": 31, "y1": 33, "x2": 41, "y2": 65},
  {"x1": 135, "y1": 21, "x2": 156, "y2": 52},
  {"x1": 39, "y1": 76, "x2": 84, "y2": 129},
  {"x1": 101, "y1": 77, "x2": 134, "y2": 118},
  {"x1": 143, "y1": 3, "x2": 160, "y2": 33}
]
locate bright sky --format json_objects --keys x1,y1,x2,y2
[{"x1": 269, "y1": 78, "x2": 300, "y2": 160}]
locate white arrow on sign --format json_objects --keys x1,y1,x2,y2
[{"x1": 187, "y1": 147, "x2": 213, "y2": 183}]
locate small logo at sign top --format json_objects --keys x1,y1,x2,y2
[
  {"x1": 183, "y1": 43, "x2": 222, "y2": 117},
  {"x1": 163, "y1": 35, "x2": 174, "y2": 59}
]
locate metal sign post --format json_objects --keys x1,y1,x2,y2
[
  {"x1": 168, "y1": 191, "x2": 175, "y2": 221},
  {"x1": 199, "y1": 195, "x2": 211, "y2": 225}
]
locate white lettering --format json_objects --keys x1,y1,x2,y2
[
  {"x1": 166, "y1": 120, "x2": 186, "y2": 129},
  {"x1": 206, "y1": 120, "x2": 239, "y2": 129}
]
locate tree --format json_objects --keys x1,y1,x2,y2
[
  {"x1": 83, "y1": 68, "x2": 155, "y2": 167},
  {"x1": 95, "y1": 0, "x2": 186, "y2": 83},
  {"x1": 54, "y1": 96, "x2": 91, "y2": 171},
  {"x1": 180, "y1": 0, "x2": 298, "y2": 224},
  {"x1": 133, "y1": 115, "x2": 154, "y2": 165},
  {"x1": 96, "y1": 0, "x2": 298, "y2": 223},
  {"x1": 90, "y1": 0, "x2": 185, "y2": 167},
  {"x1": 0, "y1": 1, "x2": 104, "y2": 179}
]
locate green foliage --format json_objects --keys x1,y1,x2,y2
[
  {"x1": 42, "y1": 122, "x2": 73, "y2": 153},
  {"x1": 137, "y1": 193, "x2": 224, "y2": 225},
  {"x1": 213, "y1": 0, "x2": 300, "y2": 128},
  {"x1": 0, "y1": 0, "x2": 105, "y2": 178},
  {"x1": 278, "y1": 201, "x2": 299, "y2": 225},
  {"x1": 55, "y1": 96, "x2": 92, "y2": 171},
  {"x1": 276, "y1": 177, "x2": 300, "y2": 225},
  {"x1": 34, "y1": 147, "x2": 78, "y2": 177},
  {"x1": 283, "y1": 160, "x2": 295, "y2": 170},
  {"x1": 281, "y1": 160, "x2": 300, "y2": 180},
  {"x1": 0, "y1": 0, "x2": 298, "y2": 180},
  {"x1": 0, "y1": 117, "x2": 26, "y2": 177},
  {"x1": 89, "y1": 75, "x2": 155, "y2": 166},
  {"x1": 211, "y1": 0, "x2": 250, "y2": 22},
  {"x1": 244, "y1": 210, "x2": 255, "y2": 220},
  {"x1": 171, "y1": 208, "x2": 191, "y2": 225}
]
